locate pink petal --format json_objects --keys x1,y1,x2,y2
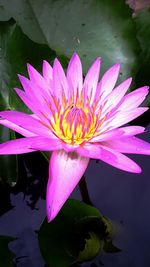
[
  {"x1": 0, "y1": 136, "x2": 61, "y2": 155},
  {"x1": 119, "y1": 86, "x2": 149, "y2": 111},
  {"x1": 77, "y1": 143, "x2": 102, "y2": 159},
  {"x1": 18, "y1": 75, "x2": 37, "y2": 99},
  {"x1": 83, "y1": 57, "x2": 101, "y2": 103},
  {"x1": 15, "y1": 88, "x2": 43, "y2": 119},
  {"x1": 99, "y1": 146, "x2": 141, "y2": 173},
  {"x1": 29, "y1": 137, "x2": 62, "y2": 151},
  {"x1": 27, "y1": 63, "x2": 48, "y2": 90},
  {"x1": 104, "y1": 107, "x2": 148, "y2": 130},
  {"x1": 0, "y1": 111, "x2": 53, "y2": 137},
  {"x1": 120, "y1": 126, "x2": 145, "y2": 136},
  {"x1": 95, "y1": 126, "x2": 144, "y2": 144},
  {"x1": 103, "y1": 136, "x2": 150, "y2": 155},
  {"x1": 67, "y1": 53, "x2": 83, "y2": 95},
  {"x1": 15, "y1": 88, "x2": 52, "y2": 122},
  {"x1": 61, "y1": 142, "x2": 79, "y2": 153},
  {"x1": 18, "y1": 75, "x2": 51, "y2": 114},
  {"x1": 101, "y1": 78, "x2": 132, "y2": 116},
  {"x1": 53, "y1": 58, "x2": 68, "y2": 98},
  {"x1": 0, "y1": 119, "x2": 35, "y2": 137},
  {"x1": 42, "y1": 60, "x2": 53, "y2": 84},
  {"x1": 18, "y1": 75, "x2": 50, "y2": 105},
  {"x1": 46, "y1": 150, "x2": 89, "y2": 222},
  {"x1": 97, "y1": 63, "x2": 120, "y2": 100},
  {"x1": 77, "y1": 143, "x2": 141, "y2": 173},
  {"x1": 90, "y1": 128, "x2": 124, "y2": 142},
  {"x1": 0, "y1": 137, "x2": 35, "y2": 154}
]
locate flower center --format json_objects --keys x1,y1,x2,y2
[{"x1": 43, "y1": 92, "x2": 103, "y2": 145}]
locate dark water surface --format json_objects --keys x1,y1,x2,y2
[{"x1": 0, "y1": 125, "x2": 150, "y2": 267}]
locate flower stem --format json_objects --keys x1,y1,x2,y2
[{"x1": 78, "y1": 175, "x2": 93, "y2": 206}]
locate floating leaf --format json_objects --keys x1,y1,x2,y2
[{"x1": 38, "y1": 199, "x2": 105, "y2": 267}]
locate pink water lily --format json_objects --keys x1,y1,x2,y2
[{"x1": 0, "y1": 53, "x2": 150, "y2": 222}]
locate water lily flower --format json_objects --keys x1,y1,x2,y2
[{"x1": 0, "y1": 53, "x2": 150, "y2": 222}]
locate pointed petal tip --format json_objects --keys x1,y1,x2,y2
[
  {"x1": 72, "y1": 52, "x2": 79, "y2": 57},
  {"x1": 47, "y1": 216, "x2": 52, "y2": 223},
  {"x1": 143, "y1": 107, "x2": 149, "y2": 112},
  {"x1": 26, "y1": 63, "x2": 37, "y2": 77},
  {"x1": 46, "y1": 207, "x2": 57, "y2": 223},
  {"x1": 46, "y1": 150, "x2": 89, "y2": 224},
  {"x1": 14, "y1": 87, "x2": 25, "y2": 95},
  {"x1": 43, "y1": 59, "x2": 50, "y2": 67},
  {"x1": 70, "y1": 52, "x2": 81, "y2": 63},
  {"x1": 108, "y1": 63, "x2": 121, "y2": 75},
  {"x1": 110, "y1": 62, "x2": 120, "y2": 68},
  {"x1": 53, "y1": 57, "x2": 59, "y2": 65},
  {"x1": 94, "y1": 56, "x2": 101, "y2": 62},
  {"x1": 17, "y1": 73, "x2": 22, "y2": 80},
  {"x1": 93, "y1": 57, "x2": 101, "y2": 67},
  {"x1": 121, "y1": 77, "x2": 132, "y2": 89},
  {"x1": 127, "y1": 77, "x2": 132, "y2": 83},
  {"x1": 53, "y1": 58, "x2": 66, "y2": 71},
  {"x1": 135, "y1": 166, "x2": 142, "y2": 174},
  {"x1": 143, "y1": 85, "x2": 149, "y2": 90},
  {"x1": 14, "y1": 87, "x2": 21, "y2": 93},
  {"x1": 128, "y1": 165, "x2": 142, "y2": 174},
  {"x1": 46, "y1": 200, "x2": 63, "y2": 223},
  {"x1": 18, "y1": 74, "x2": 28, "y2": 83},
  {"x1": 135, "y1": 85, "x2": 149, "y2": 97},
  {"x1": 143, "y1": 85, "x2": 149, "y2": 94},
  {"x1": 27, "y1": 62, "x2": 32, "y2": 69},
  {"x1": 26, "y1": 63, "x2": 35, "y2": 75},
  {"x1": 115, "y1": 63, "x2": 121, "y2": 70}
]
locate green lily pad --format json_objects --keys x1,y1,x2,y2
[
  {"x1": 0, "y1": 235, "x2": 16, "y2": 267},
  {"x1": 0, "y1": 0, "x2": 140, "y2": 82},
  {"x1": 38, "y1": 199, "x2": 107, "y2": 267}
]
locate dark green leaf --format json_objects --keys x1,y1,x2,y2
[
  {"x1": 0, "y1": 20, "x2": 15, "y2": 111},
  {"x1": 134, "y1": 8, "x2": 150, "y2": 106},
  {"x1": 135, "y1": 8, "x2": 150, "y2": 53},
  {"x1": 0, "y1": 20, "x2": 56, "y2": 112},
  {"x1": 0, "y1": 235, "x2": 16, "y2": 267},
  {"x1": 0, "y1": 0, "x2": 140, "y2": 82},
  {"x1": 0, "y1": 23, "x2": 18, "y2": 186},
  {"x1": 0, "y1": 126, "x2": 18, "y2": 186},
  {"x1": 38, "y1": 199, "x2": 104, "y2": 267},
  {"x1": 0, "y1": 20, "x2": 55, "y2": 185}
]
